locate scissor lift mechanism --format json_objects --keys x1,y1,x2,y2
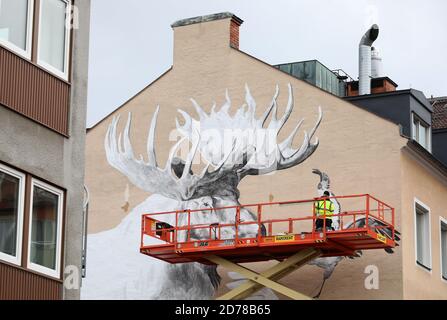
[{"x1": 140, "y1": 194, "x2": 395, "y2": 300}]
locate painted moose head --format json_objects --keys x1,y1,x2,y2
[
  {"x1": 106, "y1": 84, "x2": 320, "y2": 193},
  {"x1": 105, "y1": 84, "x2": 322, "y2": 241},
  {"x1": 104, "y1": 83, "x2": 322, "y2": 294}
]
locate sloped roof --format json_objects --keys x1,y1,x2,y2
[{"x1": 430, "y1": 96, "x2": 447, "y2": 130}]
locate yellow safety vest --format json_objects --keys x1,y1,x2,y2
[{"x1": 315, "y1": 199, "x2": 334, "y2": 219}]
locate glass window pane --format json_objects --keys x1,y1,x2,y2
[
  {"x1": 0, "y1": 0, "x2": 30, "y2": 50},
  {"x1": 39, "y1": 0, "x2": 67, "y2": 72},
  {"x1": 331, "y1": 74, "x2": 337, "y2": 95},
  {"x1": 315, "y1": 63, "x2": 321, "y2": 88},
  {"x1": 418, "y1": 123, "x2": 427, "y2": 148},
  {"x1": 442, "y1": 222, "x2": 447, "y2": 279},
  {"x1": 321, "y1": 66, "x2": 327, "y2": 90},
  {"x1": 0, "y1": 172, "x2": 20, "y2": 257},
  {"x1": 416, "y1": 211, "x2": 423, "y2": 262},
  {"x1": 30, "y1": 186, "x2": 60, "y2": 270},
  {"x1": 416, "y1": 205, "x2": 430, "y2": 267},
  {"x1": 279, "y1": 64, "x2": 291, "y2": 74},
  {"x1": 291, "y1": 63, "x2": 304, "y2": 81},
  {"x1": 326, "y1": 70, "x2": 333, "y2": 93},
  {"x1": 412, "y1": 117, "x2": 418, "y2": 140},
  {"x1": 304, "y1": 61, "x2": 315, "y2": 85}
]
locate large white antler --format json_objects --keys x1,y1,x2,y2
[
  {"x1": 106, "y1": 108, "x2": 198, "y2": 200},
  {"x1": 176, "y1": 84, "x2": 323, "y2": 179},
  {"x1": 105, "y1": 107, "x2": 240, "y2": 201},
  {"x1": 105, "y1": 84, "x2": 322, "y2": 200}
]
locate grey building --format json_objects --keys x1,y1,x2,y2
[
  {"x1": 345, "y1": 89, "x2": 434, "y2": 152},
  {"x1": 278, "y1": 58, "x2": 445, "y2": 168},
  {"x1": 0, "y1": 0, "x2": 90, "y2": 300}
]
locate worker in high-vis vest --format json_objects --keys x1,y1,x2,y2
[{"x1": 314, "y1": 191, "x2": 335, "y2": 231}]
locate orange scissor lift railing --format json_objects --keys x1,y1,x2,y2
[{"x1": 140, "y1": 194, "x2": 395, "y2": 299}]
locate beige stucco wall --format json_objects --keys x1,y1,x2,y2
[
  {"x1": 401, "y1": 147, "x2": 447, "y2": 299},
  {"x1": 85, "y1": 17, "x2": 407, "y2": 299}
]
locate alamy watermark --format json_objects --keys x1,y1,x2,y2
[
  {"x1": 364, "y1": 264, "x2": 380, "y2": 290},
  {"x1": 66, "y1": 4, "x2": 80, "y2": 30},
  {"x1": 64, "y1": 265, "x2": 80, "y2": 290},
  {"x1": 168, "y1": 127, "x2": 284, "y2": 175}
]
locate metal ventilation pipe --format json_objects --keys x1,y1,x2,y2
[
  {"x1": 359, "y1": 24, "x2": 379, "y2": 95},
  {"x1": 371, "y1": 47, "x2": 384, "y2": 78}
]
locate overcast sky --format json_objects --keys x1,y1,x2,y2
[{"x1": 86, "y1": 0, "x2": 447, "y2": 127}]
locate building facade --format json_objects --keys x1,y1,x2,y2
[
  {"x1": 84, "y1": 12, "x2": 447, "y2": 299},
  {"x1": 0, "y1": 0, "x2": 90, "y2": 299}
]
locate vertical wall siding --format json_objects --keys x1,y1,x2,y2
[
  {"x1": 0, "y1": 262, "x2": 62, "y2": 300},
  {"x1": 0, "y1": 46, "x2": 70, "y2": 136}
]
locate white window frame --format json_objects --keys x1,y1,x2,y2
[
  {"x1": 0, "y1": 163, "x2": 26, "y2": 266},
  {"x1": 440, "y1": 217, "x2": 447, "y2": 283},
  {"x1": 411, "y1": 112, "x2": 432, "y2": 152},
  {"x1": 0, "y1": 0, "x2": 34, "y2": 59},
  {"x1": 414, "y1": 197, "x2": 432, "y2": 273},
  {"x1": 36, "y1": 0, "x2": 71, "y2": 80},
  {"x1": 27, "y1": 178, "x2": 64, "y2": 279}
]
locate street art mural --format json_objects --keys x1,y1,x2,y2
[
  {"x1": 82, "y1": 84, "x2": 322, "y2": 299},
  {"x1": 81, "y1": 84, "x2": 398, "y2": 299}
]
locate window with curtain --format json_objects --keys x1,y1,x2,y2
[
  {"x1": 415, "y1": 202, "x2": 431, "y2": 270},
  {"x1": 441, "y1": 220, "x2": 447, "y2": 280},
  {"x1": 29, "y1": 182, "x2": 62, "y2": 275},
  {"x1": 38, "y1": 0, "x2": 70, "y2": 78},
  {"x1": 0, "y1": 0, "x2": 33, "y2": 57},
  {"x1": 0, "y1": 165, "x2": 24, "y2": 265}
]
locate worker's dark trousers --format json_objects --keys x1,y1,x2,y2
[{"x1": 315, "y1": 218, "x2": 332, "y2": 231}]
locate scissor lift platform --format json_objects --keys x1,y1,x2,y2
[
  {"x1": 141, "y1": 228, "x2": 394, "y2": 265},
  {"x1": 140, "y1": 194, "x2": 395, "y2": 299}
]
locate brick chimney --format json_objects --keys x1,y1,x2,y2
[
  {"x1": 229, "y1": 15, "x2": 243, "y2": 49},
  {"x1": 346, "y1": 77, "x2": 398, "y2": 97},
  {"x1": 171, "y1": 12, "x2": 244, "y2": 64}
]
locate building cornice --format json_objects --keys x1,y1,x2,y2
[
  {"x1": 404, "y1": 140, "x2": 447, "y2": 180},
  {"x1": 171, "y1": 12, "x2": 243, "y2": 28}
]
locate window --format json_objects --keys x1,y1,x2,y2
[
  {"x1": 37, "y1": 0, "x2": 71, "y2": 79},
  {"x1": 412, "y1": 113, "x2": 432, "y2": 151},
  {"x1": 0, "y1": 164, "x2": 25, "y2": 265},
  {"x1": 0, "y1": 0, "x2": 34, "y2": 58},
  {"x1": 0, "y1": 0, "x2": 72, "y2": 80},
  {"x1": 27, "y1": 179, "x2": 63, "y2": 278},
  {"x1": 441, "y1": 218, "x2": 447, "y2": 281},
  {"x1": 415, "y1": 199, "x2": 431, "y2": 271}
]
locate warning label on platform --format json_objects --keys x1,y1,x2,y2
[
  {"x1": 274, "y1": 235, "x2": 295, "y2": 242},
  {"x1": 376, "y1": 233, "x2": 387, "y2": 243}
]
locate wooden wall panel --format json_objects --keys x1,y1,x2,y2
[
  {"x1": 0, "y1": 262, "x2": 62, "y2": 300},
  {"x1": 0, "y1": 46, "x2": 70, "y2": 136}
]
